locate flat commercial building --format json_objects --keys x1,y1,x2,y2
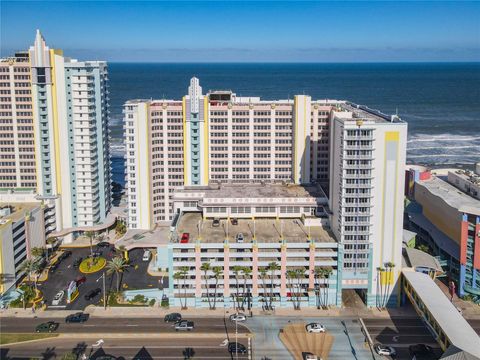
[
  {"x1": 127, "y1": 78, "x2": 407, "y2": 308},
  {"x1": 407, "y1": 170, "x2": 480, "y2": 297},
  {"x1": 0, "y1": 200, "x2": 49, "y2": 296}
]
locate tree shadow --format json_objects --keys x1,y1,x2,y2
[
  {"x1": 71, "y1": 342, "x2": 88, "y2": 359},
  {"x1": 132, "y1": 346, "x2": 153, "y2": 360},
  {"x1": 41, "y1": 347, "x2": 57, "y2": 360}
]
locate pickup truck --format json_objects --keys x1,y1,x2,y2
[{"x1": 174, "y1": 320, "x2": 194, "y2": 331}]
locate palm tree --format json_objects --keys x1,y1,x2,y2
[
  {"x1": 267, "y1": 262, "x2": 280, "y2": 310},
  {"x1": 232, "y1": 265, "x2": 243, "y2": 310},
  {"x1": 85, "y1": 231, "x2": 96, "y2": 258},
  {"x1": 294, "y1": 268, "x2": 305, "y2": 310},
  {"x1": 19, "y1": 284, "x2": 35, "y2": 309},
  {"x1": 383, "y1": 262, "x2": 395, "y2": 308},
  {"x1": 30, "y1": 247, "x2": 45, "y2": 260},
  {"x1": 259, "y1": 267, "x2": 268, "y2": 308},
  {"x1": 241, "y1": 266, "x2": 252, "y2": 309},
  {"x1": 376, "y1": 267, "x2": 384, "y2": 309},
  {"x1": 173, "y1": 271, "x2": 185, "y2": 309},
  {"x1": 323, "y1": 268, "x2": 333, "y2": 307},
  {"x1": 200, "y1": 262, "x2": 212, "y2": 309},
  {"x1": 212, "y1": 266, "x2": 223, "y2": 310},
  {"x1": 313, "y1": 267, "x2": 323, "y2": 309},
  {"x1": 106, "y1": 256, "x2": 129, "y2": 292},
  {"x1": 19, "y1": 259, "x2": 39, "y2": 291},
  {"x1": 179, "y1": 266, "x2": 190, "y2": 309},
  {"x1": 286, "y1": 269, "x2": 296, "y2": 309}
]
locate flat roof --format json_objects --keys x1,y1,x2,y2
[
  {"x1": 339, "y1": 102, "x2": 405, "y2": 124},
  {"x1": 403, "y1": 271, "x2": 480, "y2": 358},
  {"x1": 403, "y1": 247, "x2": 443, "y2": 272},
  {"x1": 177, "y1": 212, "x2": 337, "y2": 244},
  {"x1": 0, "y1": 202, "x2": 39, "y2": 223},
  {"x1": 418, "y1": 176, "x2": 480, "y2": 216},
  {"x1": 178, "y1": 183, "x2": 327, "y2": 199}
]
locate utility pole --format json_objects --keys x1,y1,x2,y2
[{"x1": 96, "y1": 272, "x2": 106, "y2": 310}]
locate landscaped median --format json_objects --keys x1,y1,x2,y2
[
  {"x1": 79, "y1": 256, "x2": 107, "y2": 274},
  {"x1": 0, "y1": 333, "x2": 59, "y2": 345}
]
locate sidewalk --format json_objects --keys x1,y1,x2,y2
[{"x1": 0, "y1": 303, "x2": 420, "y2": 319}]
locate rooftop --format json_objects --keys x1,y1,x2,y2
[
  {"x1": 0, "y1": 202, "x2": 39, "y2": 224},
  {"x1": 176, "y1": 212, "x2": 336, "y2": 244},
  {"x1": 338, "y1": 102, "x2": 405, "y2": 124},
  {"x1": 403, "y1": 247, "x2": 443, "y2": 273},
  {"x1": 177, "y1": 183, "x2": 327, "y2": 200},
  {"x1": 418, "y1": 176, "x2": 480, "y2": 216},
  {"x1": 402, "y1": 270, "x2": 480, "y2": 358}
]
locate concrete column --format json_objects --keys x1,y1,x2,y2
[
  {"x1": 473, "y1": 217, "x2": 480, "y2": 271},
  {"x1": 308, "y1": 242, "x2": 315, "y2": 289},
  {"x1": 336, "y1": 243, "x2": 343, "y2": 306},
  {"x1": 280, "y1": 243, "x2": 287, "y2": 297},
  {"x1": 195, "y1": 243, "x2": 202, "y2": 298},
  {"x1": 223, "y1": 243, "x2": 230, "y2": 297},
  {"x1": 252, "y1": 243, "x2": 259, "y2": 297}
]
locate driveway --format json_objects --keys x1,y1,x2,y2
[{"x1": 38, "y1": 247, "x2": 162, "y2": 311}]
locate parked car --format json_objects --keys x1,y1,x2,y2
[
  {"x1": 231, "y1": 218, "x2": 238, "y2": 225},
  {"x1": 409, "y1": 344, "x2": 436, "y2": 360},
  {"x1": 75, "y1": 276, "x2": 86, "y2": 286},
  {"x1": 374, "y1": 344, "x2": 396, "y2": 357},
  {"x1": 174, "y1": 320, "x2": 194, "y2": 331},
  {"x1": 228, "y1": 342, "x2": 247, "y2": 354},
  {"x1": 142, "y1": 250, "x2": 151, "y2": 262},
  {"x1": 52, "y1": 290, "x2": 65, "y2": 305},
  {"x1": 73, "y1": 257, "x2": 83, "y2": 268},
  {"x1": 49, "y1": 262, "x2": 59, "y2": 272},
  {"x1": 36, "y1": 321, "x2": 59, "y2": 333},
  {"x1": 96, "y1": 241, "x2": 110, "y2": 248},
  {"x1": 235, "y1": 233, "x2": 244, "y2": 243},
  {"x1": 180, "y1": 233, "x2": 189, "y2": 244},
  {"x1": 59, "y1": 250, "x2": 72, "y2": 261},
  {"x1": 84, "y1": 288, "x2": 101, "y2": 301},
  {"x1": 164, "y1": 313, "x2": 182, "y2": 323},
  {"x1": 303, "y1": 353, "x2": 320, "y2": 360},
  {"x1": 91, "y1": 251, "x2": 102, "y2": 258},
  {"x1": 212, "y1": 218, "x2": 220, "y2": 227},
  {"x1": 306, "y1": 323, "x2": 326, "y2": 333},
  {"x1": 65, "y1": 312, "x2": 89, "y2": 323},
  {"x1": 229, "y1": 313, "x2": 247, "y2": 322}
]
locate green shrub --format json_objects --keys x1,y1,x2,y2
[
  {"x1": 131, "y1": 294, "x2": 147, "y2": 303},
  {"x1": 161, "y1": 298, "x2": 169, "y2": 308},
  {"x1": 149, "y1": 298, "x2": 156, "y2": 306}
]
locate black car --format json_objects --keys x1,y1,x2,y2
[
  {"x1": 65, "y1": 312, "x2": 89, "y2": 323},
  {"x1": 84, "y1": 288, "x2": 101, "y2": 301},
  {"x1": 228, "y1": 342, "x2": 247, "y2": 354},
  {"x1": 49, "y1": 261, "x2": 59, "y2": 272},
  {"x1": 164, "y1": 312, "x2": 182, "y2": 323},
  {"x1": 91, "y1": 251, "x2": 102, "y2": 257},
  {"x1": 96, "y1": 241, "x2": 110, "y2": 248},
  {"x1": 212, "y1": 218, "x2": 220, "y2": 227},
  {"x1": 409, "y1": 344, "x2": 436, "y2": 360},
  {"x1": 59, "y1": 250, "x2": 72, "y2": 260},
  {"x1": 73, "y1": 257, "x2": 83, "y2": 268}
]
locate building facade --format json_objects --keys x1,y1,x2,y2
[
  {"x1": 406, "y1": 169, "x2": 480, "y2": 297},
  {"x1": 125, "y1": 78, "x2": 407, "y2": 307},
  {"x1": 0, "y1": 199, "x2": 50, "y2": 297},
  {"x1": 0, "y1": 52, "x2": 36, "y2": 189},
  {"x1": 0, "y1": 30, "x2": 112, "y2": 243}
]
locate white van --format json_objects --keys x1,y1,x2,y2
[{"x1": 142, "y1": 250, "x2": 151, "y2": 262}]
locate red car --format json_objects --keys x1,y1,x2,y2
[
  {"x1": 75, "y1": 276, "x2": 86, "y2": 286},
  {"x1": 180, "y1": 233, "x2": 190, "y2": 243}
]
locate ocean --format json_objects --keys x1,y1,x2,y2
[{"x1": 107, "y1": 63, "x2": 480, "y2": 186}]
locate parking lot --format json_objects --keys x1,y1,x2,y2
[
  {"x1": 363, "y1": 317, "x2": 443, "y2": 360},
  {"x1": 38, "y1": 247, "x2": 163, "y2": 310}
]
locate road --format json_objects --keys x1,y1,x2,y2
[
  {"x1": 363, "y1": 317, "x2": 443, "y2": 360},
  {"x1": 0, "y1": 316, "x2": 248, "y2": 335},
  {"x1": 1, "y1": 336, "x2": 249, "y2": 359}
]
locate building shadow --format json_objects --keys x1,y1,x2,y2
[{"x1": 132, "y1": 346, "x2": 153, "y2": 360}]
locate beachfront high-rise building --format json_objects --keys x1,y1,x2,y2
[
  {"x1": 124, "y1": 78, "x2": 407, "y2": 307},
  {"x1": 0, "y1": 52, "x2": 36, "y2": 189},
  {"x1": 0, "y1": 30, "x2": 112, "y2": 236}
]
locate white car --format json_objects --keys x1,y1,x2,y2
[
  {"x1": 142, "y1": 250, "x2": 151, "y2": 262},
  {"x1": 229, "y1": 313, "x2": 247, "y2": 322},
  {"x1": 374, "y1": 344, "x2": 396, "y2": 357},
  {"x1": 52, "y1": 290, "x2": 64, "y2": 306},
  {"x1": 235, "y1": 233, "x2": 244, "y2": 243},
  {"x1": 306, "y1": 323, "x2": 326, "y2": 333}
]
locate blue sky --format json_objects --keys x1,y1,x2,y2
[{"x1": 1, "y1": 1, "x2": 479, "y2": 62}]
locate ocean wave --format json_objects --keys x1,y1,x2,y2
[
  {"x1": 407, "y1": 145, "x2": 480, "y2": 151},
  {"x1": 407, "y1": 134, "x2": 480, "y2": 143}
]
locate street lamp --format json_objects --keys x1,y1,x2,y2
[{"x1": 96, "y1": 271, "x2": 106, "y2": 310}]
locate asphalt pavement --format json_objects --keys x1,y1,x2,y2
[
  {"x1": 363, "y1": 317, "x2": 443, "y2": 360},
  {"x1": 0, "y1": 316, "x2": 248, "y2": 335},
  {"x1": 39, "y1": 247, "x2": 162, "y2": 311},
  {"x1": 1, "y1": 336, "x2": 249, "y2": 359}
]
